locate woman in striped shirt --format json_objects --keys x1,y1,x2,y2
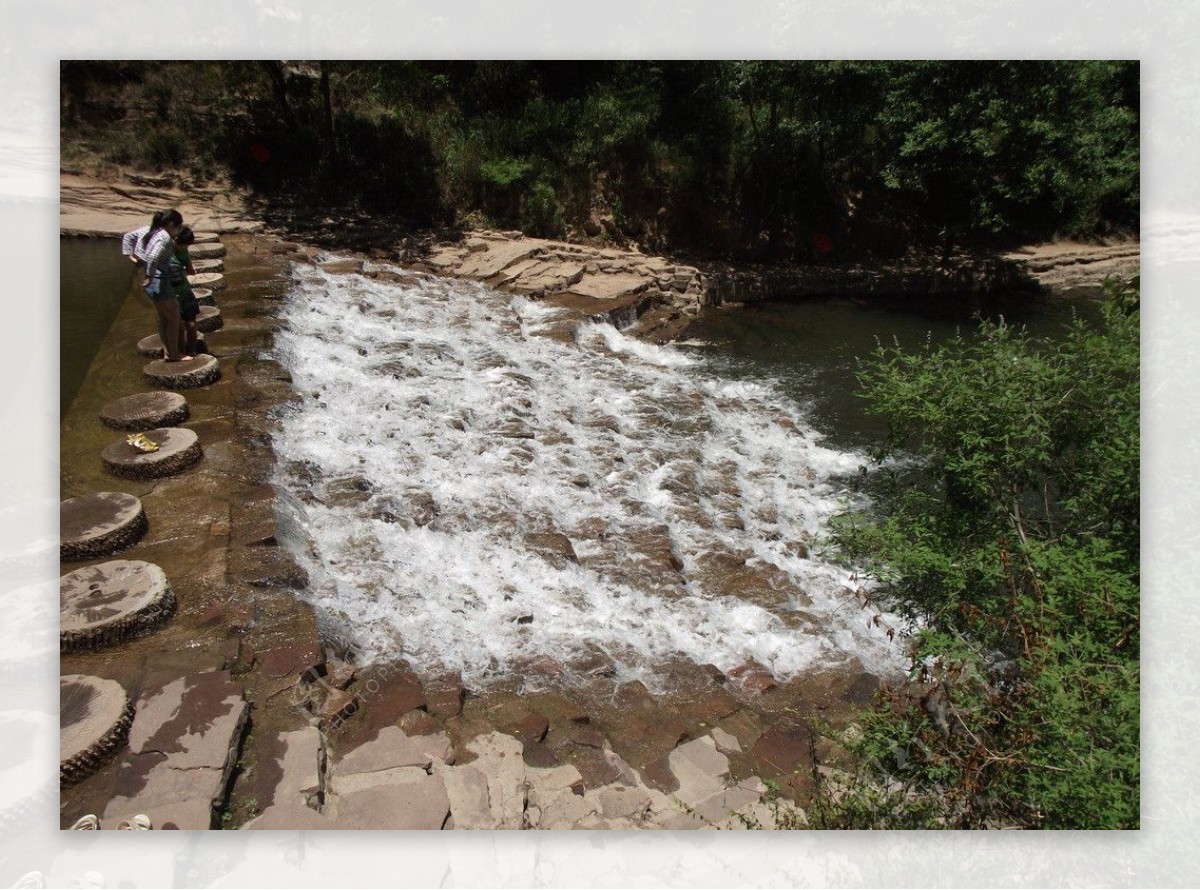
[{"x1": 139, "y1": 209, "x2": 191, "y2": 362}]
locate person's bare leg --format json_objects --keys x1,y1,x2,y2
[{"x1": 156, "y1": 300, "x2": 189, "y2": 362}]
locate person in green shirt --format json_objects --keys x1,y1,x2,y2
[{"x1": 169, "y1": 226, "x2": 201, "y2": 357}]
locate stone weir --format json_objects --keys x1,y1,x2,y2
[{"x1": 407, "y1": 230, "x2": 709, "y2": 343}]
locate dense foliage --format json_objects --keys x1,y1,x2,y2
[
  {"x1": 816, "y1": 275, "x2": 1139, "y2": 829},
  {"x1": 60, "y1": 60, "x2": 1138, "y2": 261}
]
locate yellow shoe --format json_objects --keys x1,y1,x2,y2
[{"x1": 126, "y1": 433, "x2": 159, "y2": 453}]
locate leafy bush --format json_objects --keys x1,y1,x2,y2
[{"x1": 819, "y1": 275, "x2": 1140, "y2": 829}]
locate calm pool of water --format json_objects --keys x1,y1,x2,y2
[{"x1": 60, "y1": 237, "x2": 139, "y2": 418}]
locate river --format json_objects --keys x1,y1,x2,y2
[{"x1": 60, "y1": 239, "x2": 1100, "y2": 694}]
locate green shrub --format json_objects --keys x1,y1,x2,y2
[{"x1": 819, "y1": 275, "x2": 1140, "y2": 829}]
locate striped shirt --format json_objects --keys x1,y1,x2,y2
[
  {"x1": 142, "y1": 229, "x2": 176, "y2": 282},
  {"x1": 121, "y1": 225, "x2": 152, "y2": 262}
]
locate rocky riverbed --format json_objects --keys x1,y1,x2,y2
[{"x1": 59, "y1": 171, "x2": 1138, "y2": 831}]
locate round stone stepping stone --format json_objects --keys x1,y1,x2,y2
[
  {"x1": 193, "y1": 287, "x2": 217, "y2": 307},
  {"x1": 195, "y1": 305, "x2": 224, "y2": 333},
  {"x1": 142, "y1": 353, "x2": 220, "y2": 390},
  {"x1": 188, "y1": 243, "x2": 226, "y2": 260},
  {"x1": 60, "y1": 675, "x2": 135, "y2": 786},
  {"x1": 100, "y1": 391, "x2": 189, "y2": 431},
  {"x1": 192, "y1": 258, "x2": 225, "y2": 274},
  {"x1": 101, "y1": 427, "x2": 201, "y2": 479},
  {"x1": 136, "y1": 333, "x2": 209, "y2": 359},
  {"x1": 189, "y1": 272, "x2": 225, "y2": 292},
  {"x1": 60, "y1": 559, "x2": 176, "y2": 652},
  {"x1": 193, "y1": 231, "x2": 221, "y2": 244},
  {"x1": 60, "y1": 492, "x2": 147, "y2": 560}
]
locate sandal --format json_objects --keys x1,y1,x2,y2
[
  {"x1": 125, "y1": 433, "x2": 159, "y2": 454},
  {"x1": 69, "y1": 814, "x2": 99, "y2": 830},
  {"x1": 116, "y1": 814, "x2": 151, "y2": 830}
]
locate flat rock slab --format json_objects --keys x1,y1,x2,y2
[
  {"x1": 100, "y1": 391, "x2": 189, "y2": 430},
  {"x1": 255, "y1": 727, "x2": 324, "y2": 810},
  {"x1": 143, "y1": 353, "x2": 220, "y2": 390},
  {"x1": 195, "y1": 306, "x2": 223, "y2": 333},
  {"x1": 192, "y1": 231, "x2": 221, "y2": 244},
  {"x1": 564, "y1": 271, "x2": 652, "y2": 301},
  {"x1": 455, "y1": 240, "x2": 549, "y2": 279},
  {"x1": 60, "y1": 559, "x2": 175, "y2": 652},
  {"x1": 60, "y1": 674, "x2": 134, "y2": 785},
  {"x1": 191, "y1": 258, "x2": 224, "y2": 274},
  {"x1": 192, "y1": 287, "x2": 217, "y2": 307},
  {"x1": 136, "y1": 334, "x2": 208, "y2": 358},
  {"x1": 101, "y1": 427, "x2": 201, "y2": 479},
  {"x1": 105, "y1": 671, "x2": 248, "y2": 830},
  {"x1": 188, "y1": 243, "x2": 226, "y2": 260},
  {"x1": 328, "y1": 774, "x2": 450, "y2": 829},
  {"x1": 189, "y1": 271, "x2": 225, "y2": 292},
  {"x1": 243, "y1": 803, "x2": 330, "y2": 830},
  {"x1": 338, "y1": 726, "x2": 434, "y2": 773},
  {"x1": 60, "y1": 491, "x2": 147, "y2": 560}
]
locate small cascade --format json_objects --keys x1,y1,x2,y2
[{"x1": 272, "y1": 261, "x2": 905, "y2": 689}]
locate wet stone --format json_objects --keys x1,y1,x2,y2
[
  {"x1": 188, "y1": 271, "x2": 225, "y2": 292},
  {"x1": 60, "y1": 491, "x2": 147, "y2": 561},
  {"x1": 136, "y1": 333, "x2": 209, "y2": 358},
  {"x1": 188, "y1": 243, "x2": 226, "y2": 260},
  {"x1": 60, "y1": 674, "x2": 134, "y2": 786},
  {"x1": 142, "y1": 353, "x2": 221, "y2": 390},
  {"x1": 101, "y1": 427, "x2": 202, "y2": 479},
  {"x1": 60, "y1": 559, "x2": 175, "y2": 652},
  {"x1": 195, "y1": 305, "x2": 224, "y2": 333},
  {"x1": 99, "y1": 391, "x2": 189, "y2": 431},
  {"x1": 104, "y1": 670, "x2": 248, "y2": 830},
  {"x1": 191, "y1": 258, "x2": 225, "y2": 274}
]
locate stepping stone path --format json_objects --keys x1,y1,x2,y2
[
  {"x1": 193, "y1": 287, "x2": 216, "y2": 307},
  {"x1": 136, "y1": 334, "x2": 208, "y2": 358},
  {"x1": 243, "y1": 724, "x2": 806, "y2": 830},
  {"x1": 191, "y1": 258, "x2": 224, "y2": 274},
  {"x1": 60, "y1": 674, "x2": 134, "y2": 786},
  {"x1": 189, "y1": 243, "x2": 226, "y2": 260},
  {"x1": 100, "y1": 390, "x2": 189, "y2": 430},
  {"x1": 101, "y1": 427, "x2": 201, "y2": 479},
  {"x1": 103, "y1": 671, "x2": 248, "y2": 830},
  {"x1": 195, "y1": 305, "x2": 223, "y2": 333},
  {"x1": 60, "y1": 491, "x2": 147, "y2": 560},
  {"x1": 142, "y1": 353, "x2": 220, "y2": 389},
  {"x1": 60, "y1": 559, "x2": 175, "y2": 652},
  {"x1": 192, "y1": 231, "x2": 221, "y2": 244},
  {"x1": 189, "y1": 271, "x2": 225, "y2": 292}
]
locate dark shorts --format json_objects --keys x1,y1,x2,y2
[{"x1": 178, "y1": 295, "x2": 200, "y2": 322}]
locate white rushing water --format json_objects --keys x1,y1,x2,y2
[{"x1": 272, "y1": 260, "x2": 905, "y2": 689}]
